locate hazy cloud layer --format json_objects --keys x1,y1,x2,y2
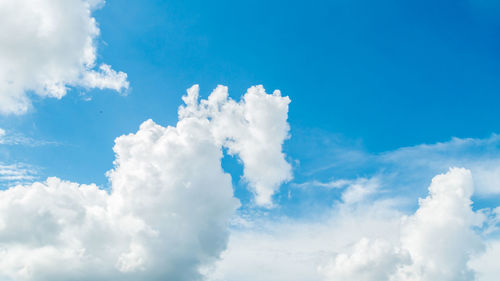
[{"x1": 0, "y1": 0, "x2": 128, "y2": 115}]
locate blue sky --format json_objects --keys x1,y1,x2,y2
[
  {"x1": 3, "y1": 0, "x2": 500, "y2": 210},
  {"x1": 1, "y1": 1, "x2": 500, "y2": 280},
  {"x1": 3, "y1": 0, "x2": 500, "y2": 185}
]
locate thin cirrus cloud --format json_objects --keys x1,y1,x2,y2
[
  {"x1": 295, "y1": 133, "x2": 500, "y2": 201},
  {"x1": 0, "y1": 128, "x2": 58, "y2": 147},
  {"x1": 0, "y1": 85, "x2": 291, "y2": 281},
  {"x1": 0, "y1": 0, "x2": 128, "y2": 115},
  {"x1": 0, "y1": 128, "x2": 56, "y2": 187},
  {"x1": 0, "y1": 163, "x2": 37, "y2": 186}
]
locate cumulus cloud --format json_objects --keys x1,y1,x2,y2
[
  {"x1": 0, "y1": 0, "x2": 128, "y2": 115},
  {"x1": 393, "y1": 168, "x2": 484, "y2": 281},
  {"x1": 323, "y1": 168, "x2": 485, "y2": 281},
  {"x1": 208, "y1": 168, "x2": 498, "y2": 281},
  {"x1": 179, "y1": 85, "x2": 292, "y2": 206},
  {"x1": 0, "y1": 85, "x2": 291, "y2": 280}
]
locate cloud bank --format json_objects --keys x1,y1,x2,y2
[
  {"x1": 0, "y1": 0, "x2": 128, "y2": 115},
  {"x1": 208, "y1": 168, "x2": 500, "y2": 281},
  {"x1": 0, "y1": 85, "x2": 291, "y2": 280}
]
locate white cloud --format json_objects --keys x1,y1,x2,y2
[
  {"x1": 323, "y1": 168, "x2": 489, "y2": 281},
  {"x1": 81, "y1": 64, "x2": 129, "y2": 92},
  {"x1": 208, "y1": 168, "x2": 498, "y2": 281},
  {"x1": 206, "y1": 202, "x2": 404, "y2": 281},
  {"x1": 320, "y1": 238, "x2": 410, "y2": 281},
  {"x1": 179, "y1": 85, "x2": 292, "y2": 206},
  {"x1": 0, "y1": 0, "x2": 128, "y2": 115},
  {"x1": 469, "y1": 240, "x2": 500, "y2": 281},
  {"x1": 390, "y1": 168, "x2": 484, "y2": 281},
  {"x1": 0, "y1": 85, "x2": 291, "y2": 280}
]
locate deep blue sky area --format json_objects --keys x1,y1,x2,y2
[
  {"x1": 94, "y1": 0, "x2": 500, "y2": 149},
  {"x1": 2, "y1": 0, "x2": 500, "y2": 191}
]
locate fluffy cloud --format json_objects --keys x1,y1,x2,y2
[
  {"x1": 0, "y1": 0, "x2": 128, "y2": 115},
  {"x1": 323, "y1": 168, "x2": 485, "y2": 281},
  {"x1": 179, "y1": 85, "x2": 292, "y2": 206},
  {"x1": 209, "y1": 168, "x2": 498, "y2": 281},
  {"x1": 393, "y1": 168, "x2": 484, "y2": 281},
  {"x1": 0, "y1": 85, "x2": 291, "y2": 280}
]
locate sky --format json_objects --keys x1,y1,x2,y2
[{"x1": 1, "y1": 0, "x2": 500, "y2": 280}]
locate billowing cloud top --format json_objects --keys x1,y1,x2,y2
[
  {"x1": 0, "y1": 0, "x2": 128, "y2": 115},
  {"x1": 321, "y1": 168, "x2": 484, "y2": 281},
  {"x1": 179, "y1": 85, "x2": 292, "y2": 206},
  {"x1": 0, "y1": 85, "x2": 291, "y2": 280}
]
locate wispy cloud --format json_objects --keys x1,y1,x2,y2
[
  {"x1": 292, "y1": 177, "x2": 381, "y2": 204},
  {"x1": 0, "y1": 163, "x2": 38, "y2": 187},
  {"x1": 294, "y1": 132, "x2": 500, "y2": 201},
  {"x1": 293, "y1": 179, "x2": 354, "y2": 189},
  {"x1": 0, "y1": 128, "x2": 58, "y2": 147}
]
